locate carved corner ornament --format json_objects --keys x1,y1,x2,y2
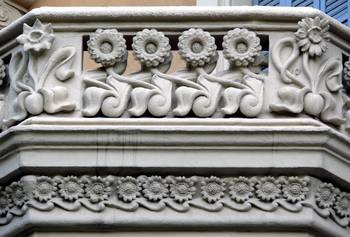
[
  {"x1": 82, "y1": 27, "x2": 266, "y2": 118},
  {"x1": 270, "y1": 16, "x2": 348, "y2": 126},
  {"x1": 0, "y1": 19, "x2": 76, "y2": 129},
  {"x1": 0, "y1": 174, "x2": 349, "y2": 229}
]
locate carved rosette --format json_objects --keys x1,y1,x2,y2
[{"x1": 0, "y1": 175, "x2": 348, "y2": 229}]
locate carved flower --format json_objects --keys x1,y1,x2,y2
[
  {"x1": 0, "y1": 188, "x2": 10, "y2": 216},
  {"x1": 132, "y1": 29, "x2": 171, "y2": 67},
  {"x1": 33, "y1": 176, "x2": 57, "y2": 202},
  {"x1": 256, "y1": 177, "x2": 281, "y2": 202},
  {"x1": 315, "y1": 182, "x2": 339, "y2": 208},
  {"x1": 6, "y1": 182, "x2": 28, "y2": 207},
  {"x1": 295, "y1": 16, "x2": 330, "y2": 57},
  {"x1": 169, "y1": 176, "x2": 196, "y2": 203},
  {"x1": 87, "y1": 29, "x2": 127, "y2": 67},
  {"x1": 58, "y1": 176, "x2": 84, "y2": 202},
  {"x1": 334, "y1": 192, "x2": 350, "y2": 217},
  {"x1": 282, "y1": 176, "x2": 309, "y2": 203},
  {"x1": 84, "y1": 176, "x2": 111, "y2": 203},
  {"x1": 229, "y1": 176, "x2": 254, "y2": 203},
  {"x1": 142, "y1": 176, "x2": 168, "y2": 202},
  {"x1": 178, "y1": 28, "x2": 217, "y2": 67},
  {"x1": 201, "y1": 176, "x2": 225, "y2": 203},
  {"x1": 0, "y1": 58, "x2": 6, "y2": 86},
  {"x1": 343, "y1": 60, "x2": 350, "y2": 92},
  {"x1": 17, "y1": 19, "x2": 54, "y2": 53},
  {"x1": 116, "y1": 176, "x2": 141, "y2": 202},
  {"x1": 223, "y1": 28, "x2": 261, "y2": 67}
]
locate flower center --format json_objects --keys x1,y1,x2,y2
[
  {"x1": 235, "y1": 182, "x2": 250, "y2": 195},
  {"x1": 100, "y1": 41, "x2": 113, "y2": 54},
  {"x1": 320, "y1": 188, "x2": 331, "y2": 201},
  {"x1": 289, "y1": 183, "x2": 302, "y2": 196},
  {"x1": 176, "y1": 183, "x2": 188, "y2": 195},
  {"x1": 121, "y1": 182, "x2": 137, "y2": 195},
  {"x1": 92, "y1": 183, "x2": 104, "y2": 195},
  {"x1": 150, "y1": 182, "x2": 163, "y2": 194},
  {"x1": 191, "y1": 41, "x2": 203, "y2": 53},
  {"x1": 206, "y1": 182, "x2": 220, "y2": 196},
  {"x1": 29, "y1": 30, "x2": 44, "y2": 42},
  {"x1": 339, "y1": 197, "x2": 350, "y2": 210},
  {"x1": 145, "y1": 42, "x2": 158, "y2": 54},
  {"x1": 65, "y1": 182, "x2": 78, "y2": 194},
  {"x1": 262, "y1": 182, "x2": 275, "y2": 194},
  {"x1": 38, "y1": 182, "x2": 52, "y2": 195},
  {"x1": 308, "y1": 28, "x2": 322, "y2": 44},
  {"x1": 236, "y1": 40, "x2": 248, "y2": 54}
]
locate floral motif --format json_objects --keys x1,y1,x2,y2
[
  {"x1": 223, "y1": 28, "x2": 261, "y2": 67},
  {"x1": 116, "y1": 176, "x2": 141, "y2": 202},
  {"x1": 295, "y1": 16, "x2": 330, "y2": 57},
  {"x1": 16, "y1": 19, "x2": 54, "y2": 53},
  {"x1": 6, "y1": 182, "x2": 28, "y2": 207},
  {"x1": 58, "y1": 176, "x2": 84, "y2": 202},
  {"x1": 256, "y1": 177, "x2": 281, "y2": 202},
  {"x1": 142, "y1": 176, "x2": 168, "y2": 202},
  {"x1": 201, "y1": 176, "x2": 225, "y2": 203},
  {"x1": 315, "y1": 183, "x2": 339, "y2": 208},
  {"x1": 178, "y1": 28, "x2": 217, "y2": 67},
  {"x1": 0, "y1": 188, "x2": 10, "y2": 216},
  {"x1": 33, "y1": 176, "x2": 57, "y2": 202},
  {"x1": 169, "y1": 176, "x2": 196, "y2": 203},
  {"x1": 84, "y1": 176, "x2": 111, "y2": 203},
  {"x1": 229, "y1": 176, "x2": 254, "y2": 203},
  {"x1": 132, "y1": 29, "x2": 171, "y2": 67},
  {"x1": 343, "y1": 60, "x2": 350, "y2": 93},
  {"x1": 0, "y1": 58, "x2": 6, "y2": 86},
  {"x1": 334, "y1": 192, "x2": 350, "y2": 217},
  {"x1": 282, "y1": 176, "x2": 309, "y2": 203},
  {"x1": 87, "y1": 29, "x2": 127, "y2": 67}
]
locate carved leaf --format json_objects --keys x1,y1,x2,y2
[
  {"x1": 148, "y1": 74, "x2": 172, "y2": 117},
  {"x1": 320, "y1": 92, "x2": 345, "y2": 125},
  {"x1": 9, "y1": 50, "x2": 29, "y2": 93},
  {"x1": 52, "y1": 46, "x2": 76, "y2": 81},
  {"x1": 270, "y1": 86, "x2": 310, "y2": 113},
  {"x1": 40, "y1": 86, "x2": 76, "y2": 113},
  {"x1": 240, "y1": 76, "x2": 264, "y2": 117},
  {"x1": 173, "y1": 86, "x2": 202, "y2": 116},
  {"x1": 221, "y1": 87, "x2": 246, "y2": 115},
  {"x1": 2, "y1": 91, "x2": 30, "y2": 128},
  {"x1": 193, "y1": 76, "x2": 221, "y2": 117},
  {"x1": 318, "y1": 59, "x2": 342, "y2": 92},
  {"x1": 129, "y1": 87, "x2": 155, "y2": 117},
  {"x1": 82, "y1": 87, "x2": 113, "y2": 117}
]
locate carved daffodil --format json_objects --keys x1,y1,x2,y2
[
  {"x1": 116, "y1": 176, "x2": 141, "y2": 202},
  {"x1": 295, "y1": 16, "x2": 329, "y2": 57},
  {"x1": 132, "y1": 29, "x2": 171, "y2": 68},
  {"x1": 201, "y1": 176, "x2": 225, "y2": 203},
  {"x1": 17, "y1": 19, "x2": 54, "y2": 53},
  {"x1": 229, "y1": 176, "x2": 254, "y2": 203},
  {"x1": 223, "y1": 28, "x2": 261, "y2": 67},
  {"x1": 178, "y1": 28, "x2": 217, "y2": 67},
  {"x1": 88, "y1": 29, "x2": 127, "y2": 67}
]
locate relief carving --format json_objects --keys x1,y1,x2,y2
[
  {"x1": 270, "y1": 16, "x2": 346, "y2": 125},
  {"x1": 1, "y1": 19, "x2": 76, "y2": 128}
]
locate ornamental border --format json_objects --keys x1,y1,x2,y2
[{"x1": 0, "y1": 174, "x2": 349, "y2": 230}]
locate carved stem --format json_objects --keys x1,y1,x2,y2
[
  {"x1": 28, "y1": 51, "x2": 39, "y2": 91},
  {"x1": 302, "y1": 53, "x2": 314, "y2": 92}
]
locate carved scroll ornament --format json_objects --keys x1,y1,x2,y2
[
  {"x1": 82, "y1": 27, "x2": 266, "y2": 118},
  {"x1": 0, "y1": 174, "x2": 349, "y2": 230}
]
